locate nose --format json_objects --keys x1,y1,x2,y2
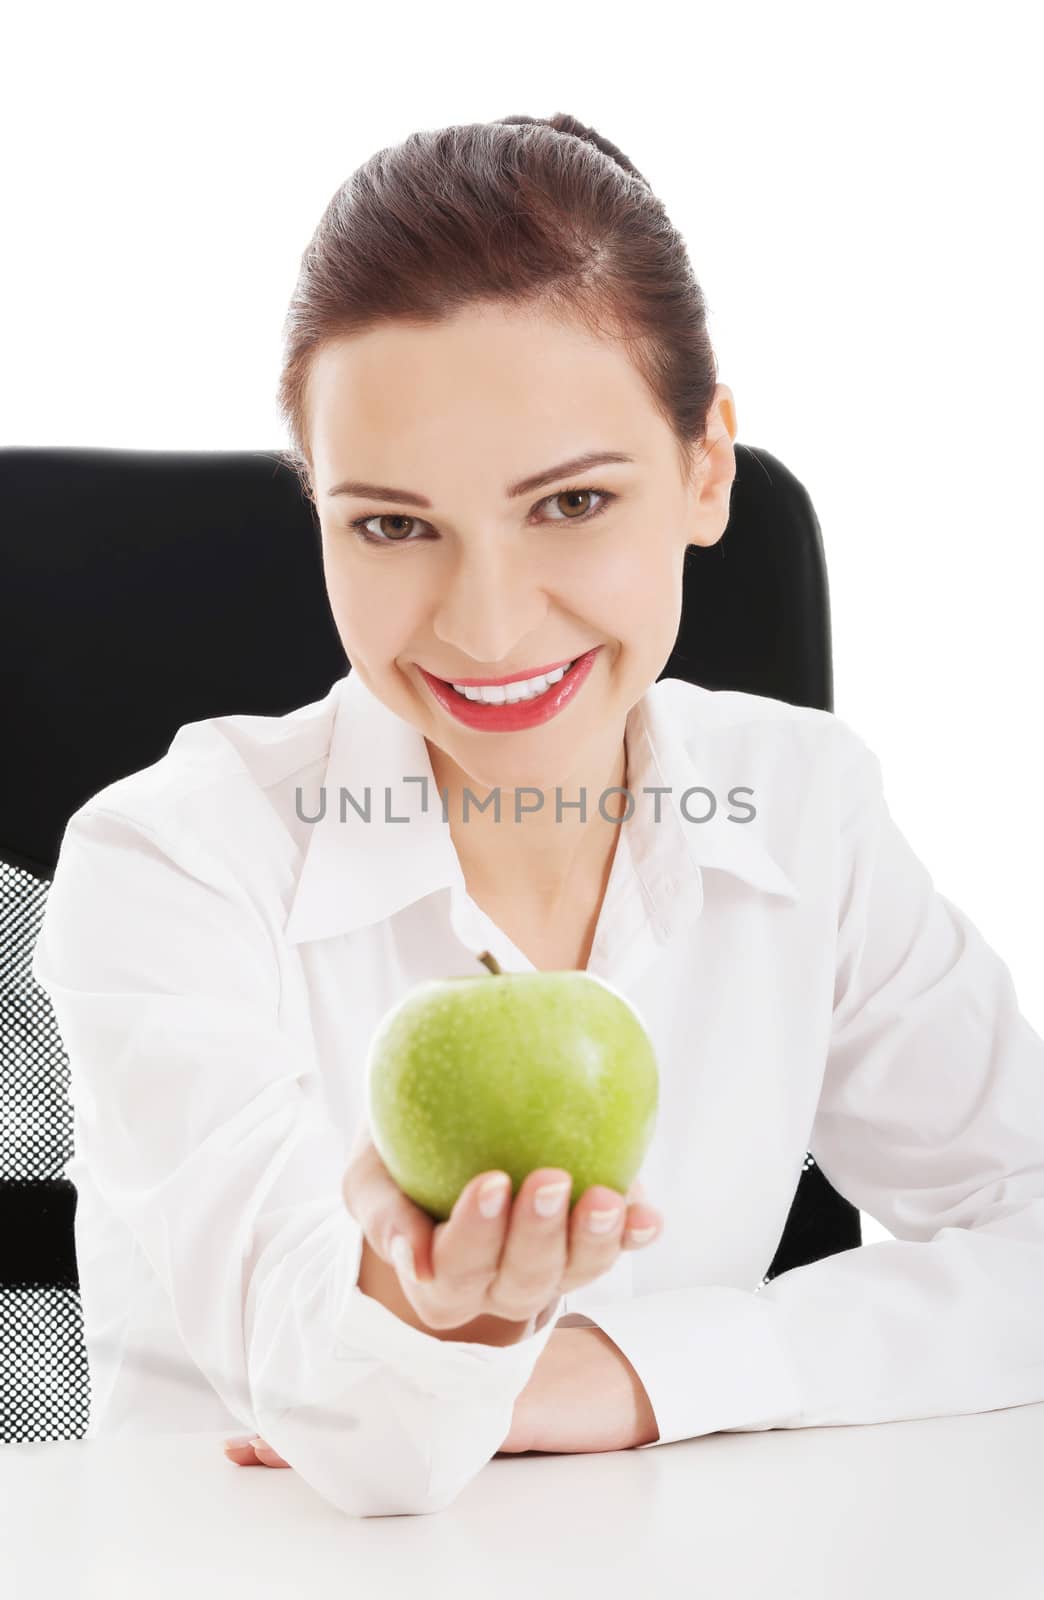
[{"x1": 430, "y1": 542, "x2": 550, "y2": 667}]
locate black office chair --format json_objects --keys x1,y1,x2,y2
[{"x1": 0, "y1": 441, "x2": 858, "y2": 1443}]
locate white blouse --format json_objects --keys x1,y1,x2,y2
[{"x1": 30, "y1": 668, "x2": 1044, "y2": 1518}]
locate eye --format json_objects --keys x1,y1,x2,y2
[
  {"x1": 538, "y1": 486, "x2": 616, "y2": 524},
  {"x1": 349, "y1": 512, "x2": 425, "y2": 547},
  {"x1": 347, "y1": 486, "x2": 616, "y2": 546}
]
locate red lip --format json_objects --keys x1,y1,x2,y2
[{"x1": 418, "y1": 646, "x2": 602, "y2": 732}]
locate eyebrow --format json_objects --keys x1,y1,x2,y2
[{"x1": 325, "y1": 450, "x2": 637, "y2": 507}]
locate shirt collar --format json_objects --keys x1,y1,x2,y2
[{"x1": 284, "y1": 669, "x2": 799, "y2": 947}]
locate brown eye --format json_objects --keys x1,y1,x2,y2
[
  {"x1": 374, "y1": 516, "x2": 415, "y2": 541},
  {"x1": 555, "y1": 490, "x2": 594, "y2": 518},
  {"x1": 349, "y1": 512, "x2": 426, "y2": 545},
  {"x1": 538, "y1": 487, "x2": 613, "y2": 525},
  {"x1": 350, "y1": 486, "x2": 614, "y2": 548}
]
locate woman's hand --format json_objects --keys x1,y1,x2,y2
[
  {"x1": 341, "y1": 1128, "x2": 662, "y2": 1339},
  {"x1": 223, "y1": 1434, "x2": 291, "y2": 1468},
  {"x1": 496, "y1": 1325, "x2": 659, "y2": 1455},
  {"x1": 222, "y1": 1126, "x2": 663, "y2": 1467}
]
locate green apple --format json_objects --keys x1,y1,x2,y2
[{"x1": 366, "y1": 950, "x2": 659, "y2": 1221}]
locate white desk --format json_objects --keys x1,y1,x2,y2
[{"x1": 2, "y1": 1405, "x2": 1043, "y2": 1599}]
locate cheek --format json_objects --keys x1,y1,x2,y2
[
  {"x1": 321, "y1": 556, "x2": 419, "y2": 653},
  {"x1": 579, "y1": 545, "x2": 681, "y2": 630}
]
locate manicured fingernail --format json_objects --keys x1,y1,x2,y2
[
  {"x1": 625, "y1": 1225, "x2": 657, "y2": 1245},
  {"x1": 533, "y1": 1179, "x2": 570, "y2": 1217},
  {"x1": 390, "y1": 1234, "x2": 416, "y2": 1281},
  {"x1": 224, "y1": 1436, "x2": 253, "y2": 1450},
  {"x1": 477, "y1": 1175, "x2": 510, "y2": 1218},
  {"x1": 587, "y1": 1206, "x2": 622, "y2": 1234}
]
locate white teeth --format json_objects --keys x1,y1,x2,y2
[{"x1": 451, "y1": 662, "x2": 573, "y2": 704}]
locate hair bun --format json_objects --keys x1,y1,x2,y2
[{"x1": 497, "y1": 111, "x2": 650, "y2": 187}]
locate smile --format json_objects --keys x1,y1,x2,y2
[
  {"x1": 417, "y1": 646, "x2": 603, "y2": 732},
  {"x1": 450, "y1": 663, "x2": 574, "y2": 703}
]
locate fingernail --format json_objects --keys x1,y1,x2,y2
[
  {"x1": 587, "y1": 1206, "x2": 622, "y2": 1234},
  {"x1": 224, "y1": 1435, "x2": 254, "y2": 1450},
  {"x1": 533, "y1": 1179, "x2": 571, "y2": 1217},
  {"x1": 248, "y1": 1436, "x2": 265, "y2": 1450},
  {"x1": 477, "y1": 1174, "x2": 510, "y2": 1218},
  {"x1": 625, "y1": 1225, "x2": 657, "y2": 1245},
  {"x1": 390, "y1": 1234, "x2": 417, "y2": 1281}
]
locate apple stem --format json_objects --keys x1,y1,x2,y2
[{"x1": 477, "y1": 949, "x2": 502, "y2": 976}]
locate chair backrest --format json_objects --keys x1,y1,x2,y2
[{"x1": 0, "y1": 441, "x2": 857, "y2": 1441}]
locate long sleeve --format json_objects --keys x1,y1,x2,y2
[
  {"x1": 570, "y1": 726, "x2": 1044, "y2": 1447},
  {"x1": 31, "y1": 804, "x2": 561, "y2": 1516}
]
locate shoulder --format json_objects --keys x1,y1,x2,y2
[
  {"x1": 59, "y1": 678, "x2": 345, "y2": 885},
  {"x1": 647, "y1": 676, "x2": 882, "y2": 837},
  {"x1": 652, "y1": 674, "x2": 870, "y2": 762}
]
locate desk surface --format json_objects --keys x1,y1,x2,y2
[{"x1": 3, "y1": 1404, "x2": 1043, "y2": 1600}]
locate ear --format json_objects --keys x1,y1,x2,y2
[{"x1": 685, "y1": 387, "x2": 738, "y2": 551}]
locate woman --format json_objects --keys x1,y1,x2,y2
[{"x1": 32, "y1": 111, "x2": 1044, "y2": 1518}]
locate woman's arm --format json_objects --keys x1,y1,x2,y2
[
  {"x1": 527, "y1": 725, "x2": 1044, "y2": 1449},
  {"x1": 32, "y1": 803, "x2": 562, "y2": 1517},
  {"x1": 233, "y1": 1322, "x2": 659, "y2": 1467},
  {"x1": 499, "y1": 1324, "x2": 660, "y2": 1453}
]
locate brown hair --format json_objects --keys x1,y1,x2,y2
[{"x1": 275, "y1": 111, "x2": 719, "y2": 505}]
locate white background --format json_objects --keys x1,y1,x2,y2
[{"x1": 3, "y1": 1, "x2": 1041, "y2": 1252}]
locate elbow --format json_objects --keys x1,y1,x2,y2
[
  {"x1": 304, "y1": 1467, "x2": 470, "y2": 1521},
  {"x1": 333, "y1": 1487, "x2": 459, "y2": 1520},
  {"x1": 249, "y1": 1354, "x2": 516, "y2": 1519},
  {"x1": 251, "y1": 1411, "x2": 474, "y2": 1520},
  {"x1": 334, "y1": 1455, "x2": 467, "y2": 1520}
]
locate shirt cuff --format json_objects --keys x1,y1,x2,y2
[
  {"x1": 573, "y1": 1285, "x2": 805, "y2": 1446},
  {"x1": 334, "y1": 1280, "x2": 565, "y2": 1393}
]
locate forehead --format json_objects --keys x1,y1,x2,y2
[{"x1": 306, "y1": 304, "x2": 658, "y2": 476}]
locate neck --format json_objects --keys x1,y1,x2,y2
[{"x1": 425, "y1": 729, "x2": 629, "y2": 912}]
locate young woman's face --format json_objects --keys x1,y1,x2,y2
[{"x1": 306, "y1": 301, "x2": 737, "y2": 794}]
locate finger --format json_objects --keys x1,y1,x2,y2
[
  {"x1": 424, "y1": 1169, "x2": 513, "y2": 1313},
  {"x1": 223, "y1": 1438, "x2": 264, "y2": 1466},
  {"x1": 488, "y1": 1168, "x2": 572, "y2": 1321},
  {"x1": 343, "y1": 1138, "x2": 436, "y2": 1280},
  {"x1": 620, "y1": 1200, "x2": 663, "y2": 1249},
  {"x1": 345, "y1": 1116, "x2": 373, "y2": 1167},
  {"x1": 560, "y1": 1184, "x2": 627, "y2": 1291},
  {"x1": 250, "y1": 1436, "x2": 291, "y2": 1467}
]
